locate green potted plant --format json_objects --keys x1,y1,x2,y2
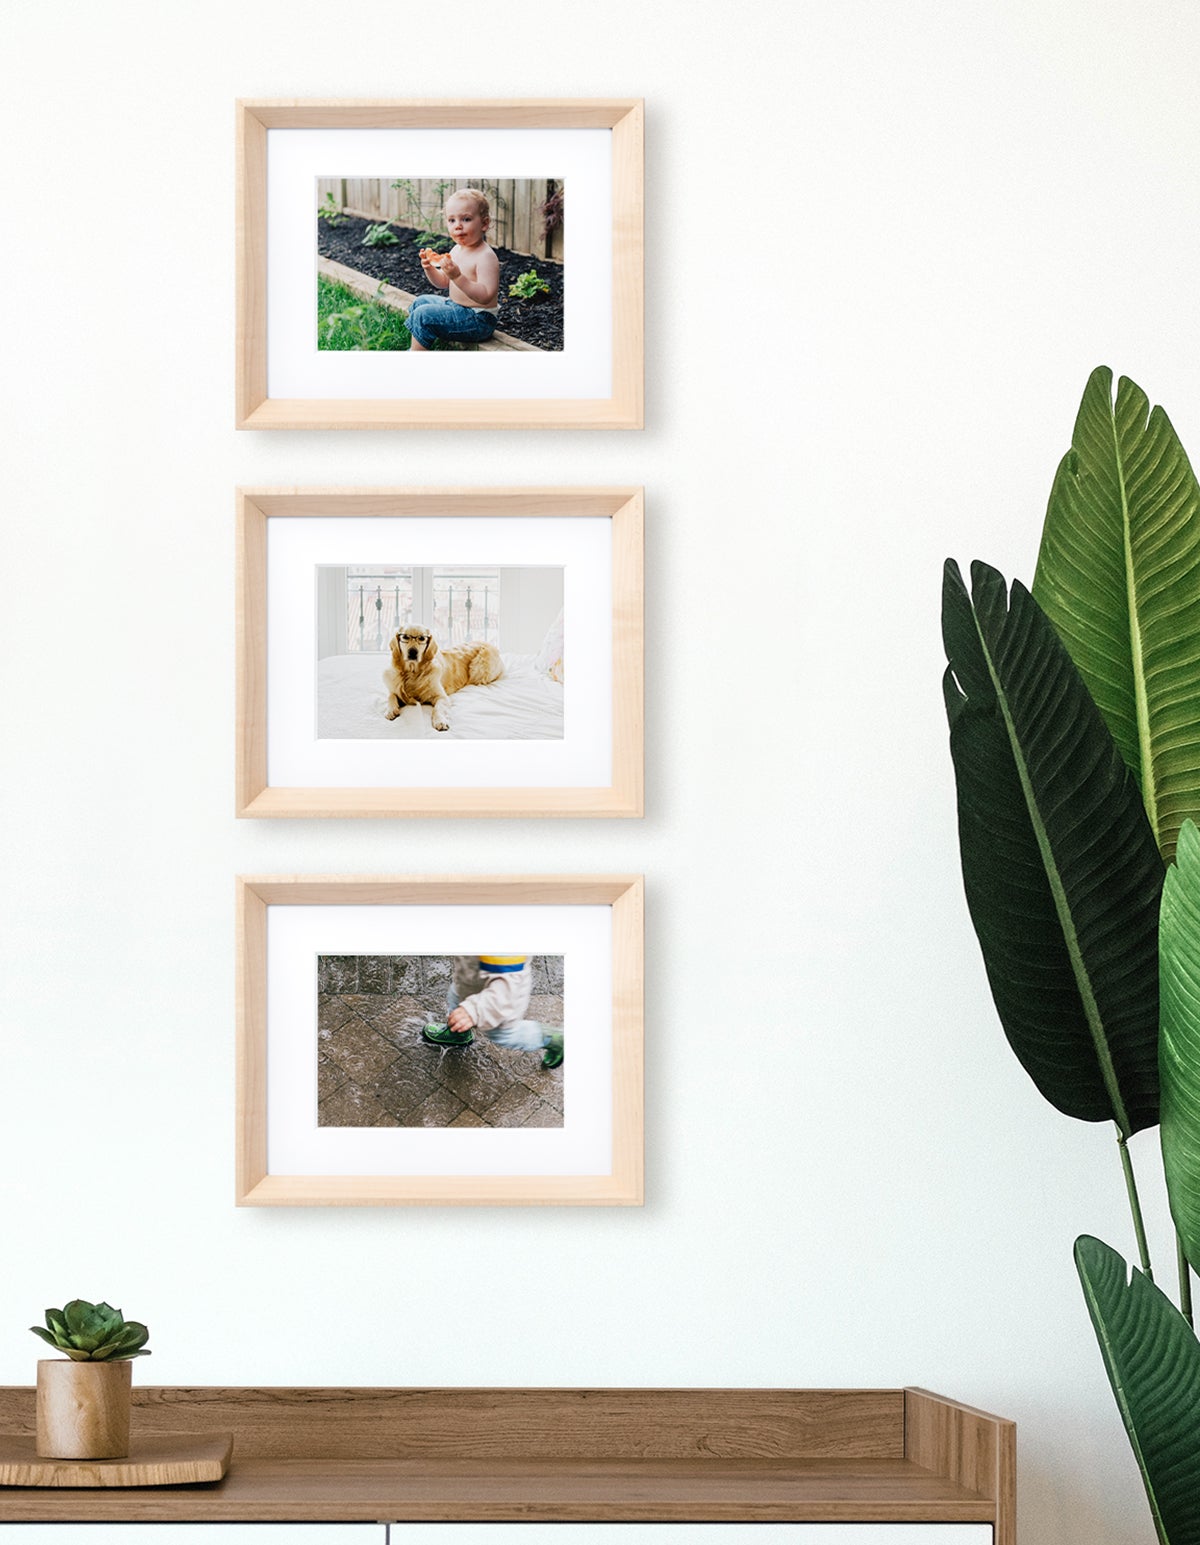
[
  {"x1": 31, "y1": 1300, "x2": 151, "y2": 1460},
  {"x1": 943, "y1": 367, "x2": 1200, "y2": 1544}
]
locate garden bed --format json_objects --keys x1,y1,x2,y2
[{"x1": 317, "y1": 213, "x2": 564, "y2": 352}]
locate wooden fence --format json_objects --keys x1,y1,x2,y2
[{"x1": 316, "y1": 177, "x2": 564, "y2": 262}]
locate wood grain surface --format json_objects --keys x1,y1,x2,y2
[
  {"x1": 0, "y1": 1432, "x2": 232, "y2": 1488},
  {"x1": 0, "y1": 1458, "x2": 998, "y2": 1523},
  {"x1": 0, "y1": 1386, "x2": 1012, "y2": 1531},
  {"x1": 34, "y1": 1359, "x2": 130, "y2": 1461},
  {"x1": 906, "y1": 1388, "x2": 1015, "y2": 1545}
]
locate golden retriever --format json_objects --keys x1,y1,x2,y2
[{"x1": 383, "y1": 627, "x2": 503, "y2": 731}]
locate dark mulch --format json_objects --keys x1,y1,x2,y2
[{"x1": 317, "y1": 214, "x2": 564, "y2": 351}]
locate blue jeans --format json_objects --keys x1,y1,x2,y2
[
  {"x1": 446, "y1": 988, "x2": 548, "y2": 1052},
  {"x1": 407, "y1": 295, "x2": 497, "y2": 348}
]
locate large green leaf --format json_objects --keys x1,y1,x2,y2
[
  {"x1": 942, "y1": 558, "x2": 1164, "y2": 1135},
  {"x1": 1075, "y1": 1235, "x2": 1200, "y2": 1545},
  {"x1": 1032, "y1": 367, "x2": 1200, "y2": 863},
  {"x1": 1160, "y1": 818, "x2": 1200, "y2": 1269}
]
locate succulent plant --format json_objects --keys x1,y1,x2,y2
[{"x1": 30, "y1": 1300, "x2": 151, "y2": 1361}]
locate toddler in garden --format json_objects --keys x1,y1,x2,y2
[
  {"x1": 407, "y1": 188, "x2": 502, "y2": 351},
  {"x1": 421, "y1": 956, "x2": 564, "y2": 1068}
]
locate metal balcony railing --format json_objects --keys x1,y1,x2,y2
[{"x1": 346, "y1": 572, "x2": 500, "y2": 652}]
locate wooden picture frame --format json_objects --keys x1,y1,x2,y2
[
  {"x1": 236, "y1": 99, "x2": 644, "y2": 430},
  {"x1": 236, "y1": 874, "x2": 644, "y2": 1206},
  {"x1": 236, "y1": 486, "x2": 643, "y2": 819}
]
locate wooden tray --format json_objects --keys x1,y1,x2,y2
[{"x1": 0, "y1": 1432, "x2": 232, "y2": 1487}]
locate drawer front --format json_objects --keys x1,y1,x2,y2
[
  {"x1": 389, "y1": 1529, "x2": 991, "y2": 1543},
  {"x1": 0, "y1": 1529, "x2": 382, "y2": 1543}
]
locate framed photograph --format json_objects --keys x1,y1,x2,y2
[
  {"x1": 236, "y1": 99, "x2": 643, "y2": 430},
  {"x1": 236, "y1": 487, "x2": 643, "y2": 819},
  {"x1": 235, "y1": 874, "x2": 644, "y2": 1206}
]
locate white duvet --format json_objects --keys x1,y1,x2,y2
[{"x1": 316, "y1": 651, "x2": 564, "y2": 740}]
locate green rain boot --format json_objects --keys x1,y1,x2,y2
[
  {"x1": 541, "y1": 1030, "x2": 564, "y2": 1069},
  {"x1": 421, "y1": 1022, "x2": 474, "y2": 1048}
]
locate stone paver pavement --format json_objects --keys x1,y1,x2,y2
[{"x1": 317, "y1": 955, "x2": 564, "y2": 1128}]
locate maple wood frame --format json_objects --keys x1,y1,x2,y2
[
  {"x1": 236, "y1": 98, "x2": 644, "y2": 430},
  {"x1": 235, "y1": 486, "x2": 643, "y2": 819},
  {"x1": 236, "y1": 873, "x2": 645, "y2": 1206}
]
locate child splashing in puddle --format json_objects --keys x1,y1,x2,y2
[
  {"x1": 407, "y1": 188, "x2": 501, "y2": 351},
  {"x1": 422, "y1": 956, "x2": 564, "y2": 1068}
]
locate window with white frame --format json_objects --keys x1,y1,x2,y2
[
  {"x1": 317, "y1": 566, "x2": 503, "y2": 657},
  {"x1": 344, "y1": 565, "x2": 416, "y2": 652},
  {"x1": 430, "y1": 566, "x2": 502, "y2": 647}
]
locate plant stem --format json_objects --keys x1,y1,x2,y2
[
  {"x1": 1118, "y1": 1132, "x2": 1153, "y2": 1280},
  {"x1": 1177, "y1": 1231, "x2": 1194, "y2": 1328}
]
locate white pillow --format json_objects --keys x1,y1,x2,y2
[{"x1": 533, "y1": 606, "x2": 565, "y2": 684}]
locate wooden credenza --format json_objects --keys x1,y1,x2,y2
[{"x1": 0, "y1": 1386, "x2": 1015, "y2": 1544}]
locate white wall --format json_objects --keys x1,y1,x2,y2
[
  {"x1": 1, "y1": 5, "x2": 1197, "y2": 1543},
  {"x1": 316, "y1": 568, "x2": 343, "y2": 660},
  {"x1": 501, "y1": 569, "x2": 563, "y2": 653}
]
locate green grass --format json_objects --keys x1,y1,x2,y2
[{"x1": 317, "y1": 276, "x2": 413, "y2": 351}]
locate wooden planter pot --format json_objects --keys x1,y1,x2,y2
[{"x1": 35, "y1": 1359, "x2": 131, "y2": 1459}]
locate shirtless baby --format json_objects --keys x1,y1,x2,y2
[{"x1": 407, "y1": 188, "x2": 501, "y2": 351}]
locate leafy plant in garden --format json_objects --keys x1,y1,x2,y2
[
  {"x1": 508, "y1": 270, "x2": 550, "y2": 301},
  {"x1": 362, "y1": 222, "x2": 400, "y2": 248},
  {"x1": 389, "y1": 177, "x2": 507, "y2": 251},
  {"x1": 317, "y1": 191, "x2": 344, "y2": 224},
  {"x1": 390, "y1": 178, "x2": 454, "y2": 250},
  {"x1": 30, "y1": 1301, "x2": 150, "y2": 1361},
  {"x1": 943, "y1": 368, "x2": 1200, "y2": 1544}
]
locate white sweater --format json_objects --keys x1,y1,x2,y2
[{"x1": 452, "y1": 955, "x2": 533, "y2": 1029}]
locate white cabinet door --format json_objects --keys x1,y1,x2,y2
[
  {"x1": 0, "y1": 1528, "x2": 381, "y2": 1543},
  {"x1": 389, "y1": 1528, "x2": 991, "y2": 1543}
]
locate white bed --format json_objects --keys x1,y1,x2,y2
[{"x1": 316, "y1": 650, "x2": 564, "y2": 740}]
